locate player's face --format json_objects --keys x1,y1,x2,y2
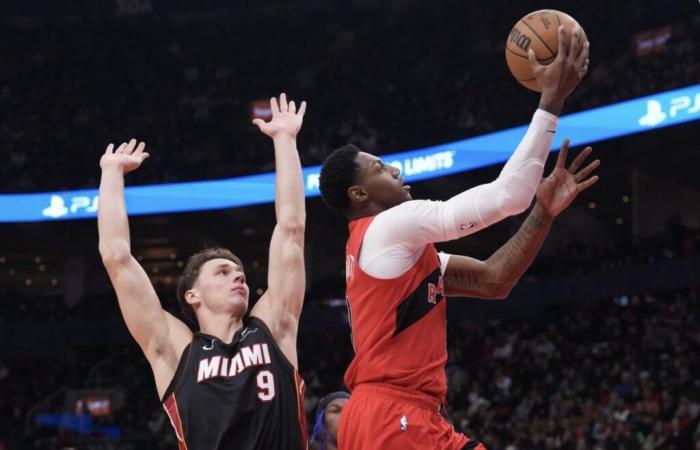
[
  {"x1": 191, "y1": 258, "x2": 249, "y2": 318},
  {"x1": 324, "y1": 398, "x2": 348, "y2": 443},
  {"x1": 353, "y1": 152, "x2": 411, "y2": 210}
]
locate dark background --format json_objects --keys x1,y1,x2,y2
[{"x1": 0, "y1": 0, "x2": 698, "y2": 449}]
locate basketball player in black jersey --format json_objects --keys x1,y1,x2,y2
[{"x1": 98, "y1": 94, "x2": 308, "y2": 450}]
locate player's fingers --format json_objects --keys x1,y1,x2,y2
[
  {"x1": 568, "y1": 26, "x2": 580, "y2": 61},
  {"x1": 577, "y1": 175, "x2": 599, "y2": 193},
  {"x1": 270, "y1": 97, "x2": 279, "y2": 116},
  {"x1": 134, "y1": 142, "x2": 146, "y2": 154},
  {"x1": 578, "y1": 59, "x2": 589, "y2": 79},
  {"x1": 280, "y1": 93, "x2": 288, "y2": 112},
  {"x1": 568, "y1": 146, "x2": 593, "y2": 173},
  {"x1": 574, "y1": 28, "x2": 584, "y2": 59},
  {"x1": 124, "y1": 138, "x2": 137, "y2": 154},
  {"x1": 252, "y1": 118, "x2": 265, "y2": 129},
  {"x1": 574, "y1": 159, "x2": 600, "y2": 182},
  {"x1": 527, "y1": 49, "x2": 541, "y2": 72},
  {"x1": 140, "y1": 152, "x2": 150, "y2": 162},
  {"x1": 298, "y1": 101, "x2": 307, "y2": 117},
  {"x1": 556, "y1": 26, "x2": 568, "y2": 59},
  {"x1": 115, "y1": 142, "x2": 127, "y2": 153},
  {"x1": 556, "y1": 138, "x2": 570, "y2": 168},
  {"x1": 288, "y1": 100, "x2": 296, "y2": 114},
  {"x1": 105, "y1": 143, "x2": 114, "y2": 154},
  {"x1": 576, "y1": 41, "x2": 590, "y2": 68}
]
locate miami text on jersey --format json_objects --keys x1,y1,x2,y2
[{"x1": 197, "y1": 343, "x2": 272, "y2": 382}]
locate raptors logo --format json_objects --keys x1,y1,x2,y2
[{"x1": 427, "y1": 275, "x2": 445, "y2": 304}]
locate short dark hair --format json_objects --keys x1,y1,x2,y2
[
  {"x1": 176, "y1": 247, "x2": 244, "y2": 326},
  {"x1": 319, "y1": 144, "x2": 361, "y2": 214}
]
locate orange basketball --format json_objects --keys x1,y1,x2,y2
[{"x1": 505, "y1": 10, "x2": 587, "y2": 92}]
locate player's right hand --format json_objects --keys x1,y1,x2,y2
[
  {"x1": 529, "y1": 25, "x2": 589, "y2": 114},
  {"x1": 100, "y1": 139, "x2": 150, "y2": 174},
  {"x1": 252, "y1": 93, "x2": 307, "y2": 141}
]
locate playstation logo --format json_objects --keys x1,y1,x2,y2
[
  {"x1": 639, "y1": 93, "x2": 700, "y2": 127},
  {"x1": 638, "y1": 100, "x2": 666, "y2": 127},
  {"x1": 42, "y1": 195, "x2": 69, "y2": 218}
]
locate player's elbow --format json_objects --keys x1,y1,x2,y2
[
  {"x1": 276, "y1": 217, "x2": 306, "y2": 236},
  {"x1": 488, "y1": 283, "x2": 514, "y2": 300},
  {"x1": 99, "y1": 240, "x2": 132, "y2": 268},
  {"x1": 495, "y1": 175, "x2": 536, "y2": 217},
  {"x1": 497, "y1": 189, "x2": 533, "y2": 217}
]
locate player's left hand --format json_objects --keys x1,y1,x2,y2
[
  {"x1": 536, "y1": 139, "x2": 600, "y2": 218},
  {"x1": 253, "y1": 93, "x2": 307, "y2": 140}
]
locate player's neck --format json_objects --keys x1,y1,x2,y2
[
  {"x1": 197, "y1": 313, "x2": 245, "y2": 344},
  {"x1": 346, "y1": 204, "x2": 386, "y2": 221}
]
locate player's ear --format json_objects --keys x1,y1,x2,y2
[
  {"x1": 185, "y1": 289, "x2": 199, "y2": 306},
  {"x1": 347, "y1": 185, "x2": 369, "y2": 204}
]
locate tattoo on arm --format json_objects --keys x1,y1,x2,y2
[
  {"x1": 444, "y1": 206, "x2": 552, "y2": 298},
  {"x1": 446, "y1": 266, "x2": 481, "y2": 290},
  {"x1": 491, "y1": 206, "x2": 552, "y2": 282}
]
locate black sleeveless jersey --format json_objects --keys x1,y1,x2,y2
[{"x1": 161, "y1": 316, "x2": 307, "y2": 450}]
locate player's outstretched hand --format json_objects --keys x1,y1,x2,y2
[
  {"x1": 100, "y1": 139, "x2": 149, "y2": 175},
  {"x1": 536, "y1": 139, "x2": 599, "y2": 218},
  {"x1": 253, "y1": 93, "x2": 307, "y2": 140},
  {"x1": 529, "y1": 25, "x2": 589, "y2": 113}
]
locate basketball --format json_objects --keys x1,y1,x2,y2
[{"x1": 505, "y1": 10, "x2": 587, "y2": 92}]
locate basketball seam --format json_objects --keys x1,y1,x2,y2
[
  {"x1": 519, "y1": 19, "x2": 556, "y2": 58},
  {"x1": 505, "y1": 45, "x2": 553, "y2": 64}
]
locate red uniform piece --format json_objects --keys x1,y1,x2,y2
[{"x1": 338, "y1": 216, "x2": 486, "y2": 450}]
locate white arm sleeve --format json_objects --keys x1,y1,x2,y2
[{"x1": 359, "y1": 109, "x2": 558, "y2": 279}]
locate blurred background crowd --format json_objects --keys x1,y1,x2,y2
[{"x1": 1, "y1": 0, "x2": 699, "y2": 449}]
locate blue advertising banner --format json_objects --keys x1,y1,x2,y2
[{"x1": 1, "y1": 83, "x2": 698, "y2": 223}]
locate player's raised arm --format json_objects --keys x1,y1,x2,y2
[
  {"x1": 357, "y1": 29, "x2": 590, "y2": 268},
  {"x1": 98, "y1": 139, "x2": 191, "y2": 396},
  {"x1": 250, "y1": 94, "x2": 307, "y2": 368},
  {"x1": 443, "y1": 140, "x2": 600, "y2": 299}
]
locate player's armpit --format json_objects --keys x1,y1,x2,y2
[{"x1": 442, "y1": 254, "x2": 513, "y2": 300}]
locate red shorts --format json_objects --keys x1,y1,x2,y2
[{"x1": 338, "y1": 383, "x2": 487, "y2": 450}]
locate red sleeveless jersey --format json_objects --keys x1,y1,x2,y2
[{"x1": 344, "y1": 215, "x2": 448, "y2": 401}]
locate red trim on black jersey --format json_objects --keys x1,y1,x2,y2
[
  {"x1": 163, "y1": 393, "x2": 188, "y2": 450},
  {"x1": 294, "y1": 370, "x2": 308, "y2": 449}
]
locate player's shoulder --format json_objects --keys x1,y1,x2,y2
[{"x1": 372, "y1": 199, "x2": 442, "y2": 225}]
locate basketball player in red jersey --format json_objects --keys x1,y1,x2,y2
[
  {"x1": 319, "y1": 28, "x2": 594, "y2": 450},
  {"x1": 98, "y1": 94, "x2": 309, "y2": 449}
]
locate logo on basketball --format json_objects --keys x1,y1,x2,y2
[{"x1": 508, "y1": 27, "x2": 531, "y2": 52}]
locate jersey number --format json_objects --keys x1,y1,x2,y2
[{"x1": 256, "y1": 370, "x2": 276, "y2": 402}]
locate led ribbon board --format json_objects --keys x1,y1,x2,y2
[{"x1": 2, "y1": 83, "x2": 698, "y2": 223}]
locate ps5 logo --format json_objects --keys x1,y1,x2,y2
[
  {"x1": 42, "y1": 195, "x2": 99, "y2": 218},
  {"x1": 639, "y1": 93, "x2": 700, "y2": 127}
]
